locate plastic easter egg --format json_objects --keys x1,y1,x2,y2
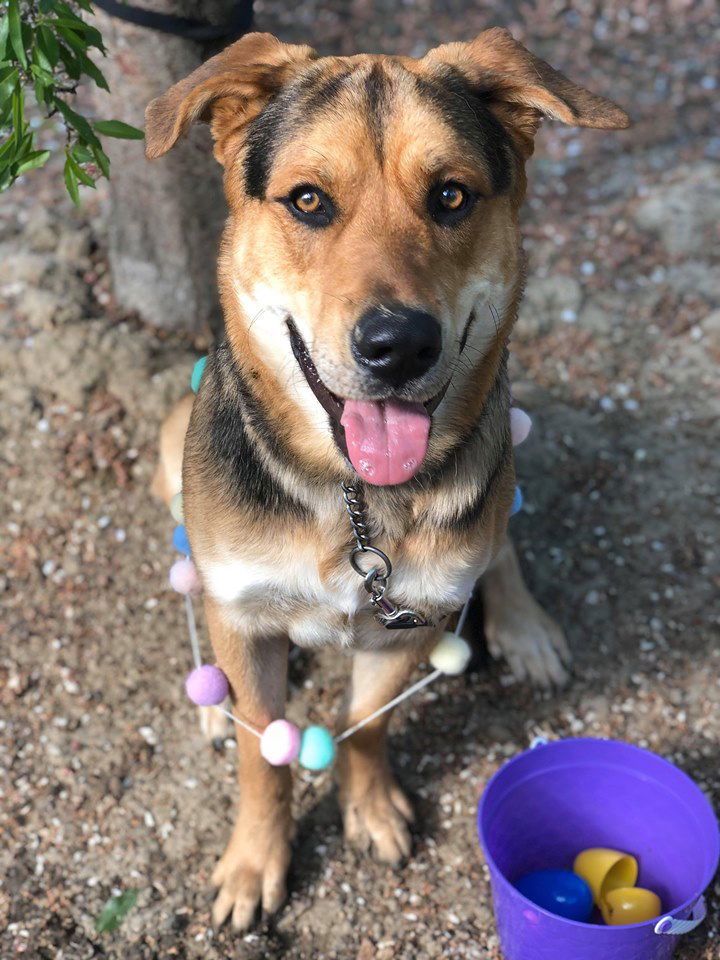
[
  {"x1": 429, "y1": 633, "x2": 472, "y2": 675},
  {"x1": 172, "y1": 523, "x2": 191, "y2": 556},
  {"x1": 510, "y1": 486, "x2": 523, "y2": 517},
  {"x1": 260, "y1": 719, "x2": 302, "y2": 766},
  {"x1": 190, "y1": 356, "x2": 207, "y2": 393},
  {"x1": 185, "y1": 664, "x2": 229, "y2": 706},
  {"x1": 573, "y1": 848, "x2": 638, "y2": 907},
  {"x1": 601, "y1": 887, "x2": 662, "y2": 926},
  {"x1": 515, "y1": 869, "x2": 594, "y2": 923},
  {"x1": 298, "y1": 725, "x2": 336, "y2": 771}
]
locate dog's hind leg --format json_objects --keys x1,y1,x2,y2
[
  {"x1": 337, "y1": 644, "x2": 431, "y2": 865},
  {"x1": 153, "y1": 394, "x2": 231, "y2": 741},
  {"x1": 480, "y1": 535, "x2": 570, "y2": 687},
  {"x1": 204, "y1": 597, "x2": 294, "y2": 931},
  {"x1": 151, "y1": 393, "x2": 194, "y2": 505}
]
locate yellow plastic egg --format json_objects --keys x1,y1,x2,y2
[
  {"x1": 573, "y1": 848, "x2": 638, "y2": 907},
  {"x1": 601, "y1": 887, "x2": 662, "y2": 926}
]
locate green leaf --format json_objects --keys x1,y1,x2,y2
[
  {"x1": 37, "y1": 26, "x2": 60, "y2": 67},
  {"x1": 16, "y1": 149, "x2": 51, "y2": 175},
  {"x1": 75, "y1": 51, "x2": 109, "y2": 92},
  {"x1": 72, "y1": 143, "x2": 93, "y2": 164},
  {"x1": 63, "y1": 152, "x2": 80, "y2": 207},
  {"x1": 58, "y1": 43, "x2": 81, "y2": 81},
  {"x1": 54, "y1": 97, "x2": 101, "y2": 149},
  {"x1": 67, "y1": 150, "x2": 96, "y2": 187},
  {"x1": 11, "y1": 84, "x2": 23, "y2": 138},
  {"x1": 0, "y1": 67, "x2": 18, "y2": 108},
  {"x1": 94, "y1": 890, "x2": 138, "y2": 933},
  {"x1": 0, "y1": 11, "x2": 10, "y2": 60},
  {"x1": 32, "y1": 41, "x2": 53, "y2": 74},
  {"x1": 94, "y1": 119, "x2": 144, "y2": 140},
  {"x1": 91, "y1": 142, "x2": 110, "y2": 178},
  {"x1": 7, "y1": 0, "x2": 27, "y2": 69}
]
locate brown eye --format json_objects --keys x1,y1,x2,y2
[
  {"x1": 439, "y1": 184, "x2": 466, "y2": 210},
  {"x1": 284, "y1": 185, "x2": 335, "y2": 227},
  {"x1": 293, "y1": 190, "x2": 321, "y2": 214},
  {"x1": 428, "y1": 180, "x2": 476, "y2": 226}
]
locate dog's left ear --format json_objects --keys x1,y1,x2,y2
[
  {"x1": 424, "y1": 28, "x2": 630, "y2": 154},
  {"x1": 145, "y1": 32, "x2": 316, "y2": 164}
]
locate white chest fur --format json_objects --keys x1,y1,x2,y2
[{"x1": 202, "y1": 539, "x2": 483, "y2": 649}]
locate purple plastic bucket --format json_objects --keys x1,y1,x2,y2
[{"x1": 477, "y1": 738, "x2": 719, "y2": 960}]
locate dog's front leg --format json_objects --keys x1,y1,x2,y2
[
  {"x1": 204, "y1": 597, "x2": 293, "y2": 931},
  {"x1": 480, "y1": 534, "x2": 571, "y2": 687},
  {"x1": 337, "y1": 643, "x2": 432, "y2": 864}
]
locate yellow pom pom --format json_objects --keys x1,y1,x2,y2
[
  {"x1": 170, "y1": 492, "x2": 184, "y2": 523},
  {"x1": 429, "y1": 633, "x2": 472, "y2": 675}
]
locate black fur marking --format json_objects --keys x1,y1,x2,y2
[
  {"x1": 304, "y1": 69, "x2": 353, "y2": 114},
  {"x1": 206, "y1": 344, "x2": 309, "y2": 516},
  {"x1": 414, "y1": 70, "x2": 514, "y2": 194},
  {"x1": 243, "y1": 70, "x2": 323, "y2": 199},
  {"x1": 364, "y1": 63, "x2": 388, "y2": 158},
  {"x1": 450, "y1": 439, "x2": 512, "y2": 530}
]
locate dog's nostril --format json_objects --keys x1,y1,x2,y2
[{"x1": 352, "y1": 305, "x2": 442, "y2": 388}]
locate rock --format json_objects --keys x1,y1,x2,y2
[
  {"x1": 55, "y1": 228, "x2": 92, "y2": 264},
  {"x1": 577, "y1": 291, "x2": 630, "y2": 337},
  {"x1": 633, "y1": 163, "x2": 720, "y2": 256},
  {"x1": 18, "y1": 323, "x2": 106, "y2": 407},
  {"x1": 518, "y1": 275, "x2": 582, "y2": 336},
  {"x1": 0, "y1": 246, "x2": 52, "y2": 287},
  {"x1": 16, "y1": 288, "x2": 62, "y2": 328},
  {"x1": 24, "y1": 207, "x2": 57, "y2": 253},
  {"x1": 104, "y1": 325, "x2": 194, "y2": 422},
  {"x1": 665, "y1": 261, "x2": 720, "y2": 302},
  {"x1": 702, "y1": 309, "x2": 720, "y2": 348}
]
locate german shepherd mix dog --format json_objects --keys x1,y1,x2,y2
[{"x1": 145, "y1": 30, "x2": 628, "y2": 929}]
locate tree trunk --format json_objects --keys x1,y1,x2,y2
[{"x1": 93, "y1": 2, "x2": 240, "y2": 334}]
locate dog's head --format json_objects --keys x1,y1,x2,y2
[{"x1": 146, "y1": 31, "x2": 628, "y2": 487}]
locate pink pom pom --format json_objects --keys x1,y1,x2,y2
[
  {"x1": 169, "y1": 557, "x2": 202, "y2": 595},
  {"x1": 260, "y1": 719, "x2": 302, "y2": 766},
  {"x1": 510, "y1": 407, "x2": 532, "y2": 446},
  {"x1": 185, "y1": 664, "x2": 229, "y2": 706}
]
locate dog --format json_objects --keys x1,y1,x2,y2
[{"x1": 145, "y1": 29, "x2": 629, "y2": 930}]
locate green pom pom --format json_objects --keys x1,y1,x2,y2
[
  {"x1": 191, "y1": 356, "x2": 207, "y2": 393},
  {"x1": 298, "y1": 725, "x2": 336, "y2": 771}
]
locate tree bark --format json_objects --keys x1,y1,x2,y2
[{"x1": 93, "y1": 2, "x2": 239, "y2": 334}]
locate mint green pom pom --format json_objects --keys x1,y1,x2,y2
[
  {"x1": 298, "y1": 725, "x2": 336, "y2": 771},
  {"x1": 190, "y1": 356, "x2": 207, "y2": 393}
]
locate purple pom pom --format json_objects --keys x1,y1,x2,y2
[{"x1": 185, "y1": 664, "x2": 229, "y2": 706}]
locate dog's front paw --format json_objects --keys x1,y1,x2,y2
[
  {"x1": 342, "y1": 773, "x2": 414, "y2": 865},
  {"x1": 484, "y1": 597, "x2": 571, "y2": 688},
  {"x1": 211, "y1": 816, "x2": 293, "y2": 930}
]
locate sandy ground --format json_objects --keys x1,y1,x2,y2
[{"x1": 1, "y1": 2, "x2": 719, "y2": 958}]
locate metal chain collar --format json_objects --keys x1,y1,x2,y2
[{"x1": 341, "y1": 483, "x2": 432, "y2": 630}]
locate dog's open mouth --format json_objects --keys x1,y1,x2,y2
[{"x1": 287, "y1": 319, "x2": 449, "y2": 487}]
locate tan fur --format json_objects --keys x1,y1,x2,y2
[{"x1": 147, "y1": 30, "x2": 627, "y2": 930}]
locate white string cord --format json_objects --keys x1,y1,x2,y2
[
  {"x1": 184, "y1": 593, "x2": 202, "y2": 670},
  {"x1": 335, "y1": 668, "x2": 443, "y2": 744},
  {"x1": 185, "y1": 592, "x2": 472, "y2": 748},
  {"x1": 333, "y1": 595, "x2": 471, "y2": 744}
]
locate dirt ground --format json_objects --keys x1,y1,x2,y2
[{"x1": 1, "y1": 2, "x2": 719, "y2": 958}]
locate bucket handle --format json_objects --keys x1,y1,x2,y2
[{"x1": 654, "y1": 896, "x2": 706, "y2": 936}]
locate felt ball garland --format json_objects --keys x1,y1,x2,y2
[{"x1": 169, "y1": 358, "x2": 532, "y2": 771}]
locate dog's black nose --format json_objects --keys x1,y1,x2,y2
[{"x1": 352, "y1": 306, "x2": 442, "y2": 387}]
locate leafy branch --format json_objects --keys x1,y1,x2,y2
[{"x1": 0, "y1": 0, "x2": 144, "y2": 204}]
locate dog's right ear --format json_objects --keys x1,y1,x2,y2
[{"x1": 145, "y1": 33, "x2": 316, "y2": 164}]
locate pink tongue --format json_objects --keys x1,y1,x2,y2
[{"x1": 340, "y1": 399, "x2": 431, "y2": 486}]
